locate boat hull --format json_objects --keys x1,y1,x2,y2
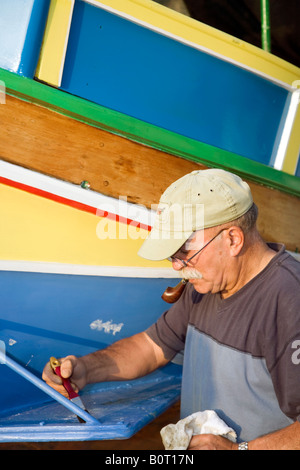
[
  {"x1": 0, "y1": 269, "x2": 182, "y2": 442},
  {"x1": 0, "y1": 0, "x2": 299, "y2": 442}
]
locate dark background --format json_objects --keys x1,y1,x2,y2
[{"x1": 154, "y1": 0, "x2": 300, "y2": 68}]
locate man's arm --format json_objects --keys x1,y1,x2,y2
[
  {"x1": 248, "y1": 421, "x2": 300, "y2": 450},
  {"x1": 188, "y1": 421, "x2": 300, "y2": 450},
  {"x1": 82, "y1": 331, "x2": 169, "y2": 383},
  {"x1": 42, "y1": 332, "x2": 169, "y2": 396}
]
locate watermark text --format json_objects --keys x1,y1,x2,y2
[
  {"x1": 0, "y1": 80, "x2": 5, "y2": 104},
  {"x1": 96, "y1": 197, "x2": 204, "y2": 249},
  {"x1": 291, "y1": 340, "x2": 300, "y2": 365}
]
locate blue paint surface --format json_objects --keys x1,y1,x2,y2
[
  {"x1": 0, "y1": 270, "x2": 181, "y2": 441},
  {"x1": 0, "y1": 0, "x2": 50, "y2": 77},
  {"x1": 61, "y1": 0, "x2": 289, "y2": 166}
]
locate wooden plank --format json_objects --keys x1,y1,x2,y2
[
  {"x1": 0, "y1": 95, "x2": 198, "y2": 204},
  {"x1": 0, "y1": 94, "x2": 299, "y2": 252}
]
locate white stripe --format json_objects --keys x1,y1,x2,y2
[
  {"x1": 0, "y1": 160, "x2": 155, "y2": 227},
  {"x1": 273, "y1": 90, "x2": 300, "y2": 171},
  {"x1": 0, "y1": 260, "x2": 179, "y2": 277}
]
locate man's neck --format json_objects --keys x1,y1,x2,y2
[{"x1": 221, "y1": 239, "x2": 276, "y2": 299}]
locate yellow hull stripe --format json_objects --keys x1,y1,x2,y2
[{"x1": 0, "y1": 180, "x2": 168, "y2": 269}]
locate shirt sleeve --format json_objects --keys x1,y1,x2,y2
[
  {"x1": 269, "y1": 335, "x2": 300, "y2": 423},
  {"x1": 146, "y1": 282, "x2": 195, "y2": 360},
  {"x1": 265, "y1": 264, "x2": 300, "y2": 422}
]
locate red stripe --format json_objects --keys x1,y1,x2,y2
[{"x1": 0, "y1": 176, "x2": 152, "y2": 231}]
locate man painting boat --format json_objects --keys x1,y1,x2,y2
[{"x1": 43, "y1": 169, "x2": 300, "y2": 450}]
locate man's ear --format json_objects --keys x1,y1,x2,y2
[{"x1": 227, "y1": 226, "x2": 244, "y2": 256}]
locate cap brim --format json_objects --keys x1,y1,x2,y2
[{"x1": 138, "y1": 227, "x2": 193, "y2": 261}]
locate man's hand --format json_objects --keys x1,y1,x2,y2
[
  {"x1": 188, "y1": 421, "x2": 300, "y2": 450},
  {"x1": 42, "y1": 333, "x2": 168, "y2": 398},
  {"x1": 42, "y1": 355, "x2": 88, "y2": 397},
  {"x1": 188, "y1": 434, "x2": 238, "y2": 450}
]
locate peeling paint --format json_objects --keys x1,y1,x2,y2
[{"x1": 90, "y1": 319, "x2": 124, "y2": 335}]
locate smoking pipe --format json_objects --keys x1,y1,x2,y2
[{"x1": 161, "y1": 279, "x2": 187, "y2": 303}]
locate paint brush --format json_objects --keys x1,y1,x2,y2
[{"x1": 50, "y1": 356, "x2": 89, "y2": 423}]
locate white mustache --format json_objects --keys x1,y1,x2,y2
[{"x1": 180, "y1": 268, "x2": 203, "y2": 279}]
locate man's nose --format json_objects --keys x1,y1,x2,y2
[{"x1": 171, "y1": 258, "x2": 186, "y2": 271}]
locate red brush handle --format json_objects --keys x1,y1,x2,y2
[{"x1": 54, "y1": 365, "x2": 78, "y2": 400}]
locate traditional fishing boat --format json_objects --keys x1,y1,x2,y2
[{"x1": 0, "y1": 0, "x2": 299, "y2": 443}]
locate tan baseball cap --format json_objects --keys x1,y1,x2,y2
[{"x1": 138, "y1": 169, "x2": 253, "y2": 261}]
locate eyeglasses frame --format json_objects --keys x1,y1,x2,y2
[{"x1": 170, "y1": 228, "x2": 227, "y2": 268}]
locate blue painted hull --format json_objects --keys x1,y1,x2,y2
[{"x1": 0, "y1": 270, "x2": 182, "y2": 441}]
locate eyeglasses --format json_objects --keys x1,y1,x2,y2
[{"x1": 169, "y1": 228, "x2": 226, "y2": 268}]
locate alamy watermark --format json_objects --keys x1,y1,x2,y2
[
  {"x1": 0, "y1": 80, "x2": 6, "y2": 104},
  {"x1": 95, "y1": 198, "x2": 204, "y2": 250},
  {"x1": 291, "y1": 340, "x2": 300, "y2": 365}
]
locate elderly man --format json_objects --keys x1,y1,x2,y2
[{"x1": 43, "y1": 169, "x2": 300, "y2": 450}]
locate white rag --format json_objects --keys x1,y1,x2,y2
[{"x1": 160, "y1": 410, "x2": 237, "y2": 450}]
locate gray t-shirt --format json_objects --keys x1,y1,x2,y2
[{"x1": 146, "y1": 244, "x2": 300, "y2": 442}]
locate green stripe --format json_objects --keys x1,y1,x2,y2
[{"x1": 1, "y1": 68, "x2": 300, "y2": 198}]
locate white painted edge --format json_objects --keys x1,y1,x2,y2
[
  {"x1": 273, "y1": 90, "x2": 300, "y2": 171},
  {"x1": 0, "y1": 252, "x2": 297, "y2": 277},
  {"x1": 0, "y1": 260, "x2": 179, "y2": 277},
  {"x1": 0, "y1": 160, "x2": 156, "y2": 227}
]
